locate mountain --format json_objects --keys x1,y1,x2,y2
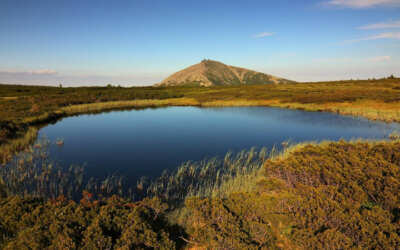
[{"x1": 156, "y1": 59, "x2": 294, "y2": 87}]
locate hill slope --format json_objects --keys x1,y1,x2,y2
[{"x1": 156, "y1": 59, "x2": 293, "y2": 87}]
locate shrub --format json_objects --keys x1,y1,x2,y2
[{"x1": 0, "y1": 196, "x2": 178, "y2": 249}]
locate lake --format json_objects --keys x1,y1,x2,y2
[{"x1": 38, "y1": 107, "x2": 400, "y2": 181}]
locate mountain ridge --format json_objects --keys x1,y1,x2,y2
[{"x1": 156, "y1": 60, "x2": 294, "y2": 87}]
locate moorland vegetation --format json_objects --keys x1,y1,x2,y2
[
  {"x1": 0, "y1": 140, "x2": 399, "y2": 249},
  {"x1": 0, "y1": 77, "x2": 400, "y2": 249}
]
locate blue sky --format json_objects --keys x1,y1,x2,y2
[{"x1": 0, "y1": 0, "x2": 399, "y2": 86}]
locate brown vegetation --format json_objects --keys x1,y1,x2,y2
[
  {"x1": 181, "y1": 140, "x2": 400, "y2": 249},
  {"x1": 1, "y1": 140, "x2": 399, "y2": 249},
  {"x1": 0, "y1": 195, "x2": 180, "y2": 249}
]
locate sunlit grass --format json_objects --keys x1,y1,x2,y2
[
  {"x1": 0, "y1": 127, "x2": 38, "y2": 165},
  {"x1": 270, "y1": 99, "x2": 400, "y2": 123},
  {"x1": 199, "y1": 99, "x2": 400, "y2": 122},
  {"x1": 60, "y1": 98, "x2": 200, "y2": 115},
  {"x1": 143, "y1": 147, "x2": 269, "y2": 203}
]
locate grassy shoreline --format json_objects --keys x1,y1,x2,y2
[
  {"x1": 1, "y1": 78, "x2": 400, "y2": 164},
  {"x1": 26, "y1": 95, "x2": 400, "y2": 125},
  {"x1": 1, "y1": 96, "x2": 399, "y2": 164},
  {"x1": 201, "y1": 98, "x2": 400, "y2": 122}
]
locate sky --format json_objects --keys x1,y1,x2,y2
[{"x1": 0, "y1": 0, "x2": 399, "y2": 86}]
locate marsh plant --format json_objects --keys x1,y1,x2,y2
[
  {"x1": 0, "y1": 137, "x2": 127, "y2": 200},
  {"x1": 55, "y1": 137, "x2": 64, "y2": 146},
  {"x1": 143, "y1": 147, "x2": 270, "y2": 203},
  {"x1": 1, "y1": 136, "x2": 277, "y2": 204},
  {"x1": 389, "y1": 130, "x2": 400, "y2": 140},
  {"x1": 1, "y1": 138, "x2": 80, "y2": 199}
]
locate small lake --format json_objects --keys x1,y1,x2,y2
[{"x1": 38, "y1": 107, "x2": 400, "y2": 181}]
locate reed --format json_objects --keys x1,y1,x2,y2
[
  {"x1": 0, "y1": 138, "x2": 84, "y2": 199},
  {"x1": 2, "y1": 137, "x2": 398, "y2": 203},
  {"x1": 0, "y1": 127, "x2": 38, "y2": 165},
  {"x1": 389, "y1": 131, "x2": 400, "y2": 140},
  {"x1": 0, "y1": 139, "x2": 118, "y2": 199},
  {"x1": 55, "y1": 138, "x2": 64, "y2": 146},
  {"x1": 142, "y1": 147, "x2": 269, "y2": 204},
  {"x1": 1, "y1": 137, "x2": 274, "y2": 203}
]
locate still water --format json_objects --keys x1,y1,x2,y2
[{"x1": 38, "y1": 107, "x2": 400, "y2": 180}]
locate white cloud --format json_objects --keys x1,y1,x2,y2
[
  {"x1": 0, "y1": 70, "x2": 164, "y2": 86},
  {"x1": 326, "y1": 0, "x2": 400, "y2": 8},
  {"x1": 366, "y1": 56, "x2": 391, "y2": 62},
  {"x1": 359, "y1": 20, "x2": 400, "y2": 29},
  {"x1": 347, "y1": 32, "x2": 400, "y2": 42},
  {"x1": 0, "y1": 69, "x2": 58, "y2": 75},
  {"x1": 30, "y1": 69, "x2": 58, "y2": 75},
  {"x1": 253, "y1": 32, "x2": 273, "y2": 38}
]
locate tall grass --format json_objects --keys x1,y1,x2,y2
[
  {"x1": 3, "y1": 138, "x2": 396, "y2": 205},
  {"x1": 0, "y1": 127, "x2": 38, "y2": 165},
  {"x1": 1, "y1": 137, "x2": 277, "y2": 203},
  {"x1": 0, "y1": 137, "x2": 129, "y2": 200},
  {"x1": 143, "y1": 147, "x2": 270, "y2": 203},
  {"x1": 1, "y1": 138, "x2": 84, "y2": 199}
]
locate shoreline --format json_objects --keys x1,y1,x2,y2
[{"x1": 1, "y1": 97, "x2": 399, "y2": 165}]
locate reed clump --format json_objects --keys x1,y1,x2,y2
[
  {"x1": 389, "y1": 131, "x2": 400, "y2": 140},
  {"x1": 1, "y1": 139, "x2": 273, "y2": 203},
  {"x1": 0, "y1": 127, "x2": 38, "y2": 165},
  {"x1": 55, "y1": 138, "x2": 64, "y2": 146},
  {"x1": 0, "y1": 138, "x2": 85, "y2": 200},
  {"x1": 143, "y1": 147, "x2": 269, "y2": 203}
]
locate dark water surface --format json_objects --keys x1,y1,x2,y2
[{"x1": 38, "y1": 107, "x2": 400, "y2": 180}]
